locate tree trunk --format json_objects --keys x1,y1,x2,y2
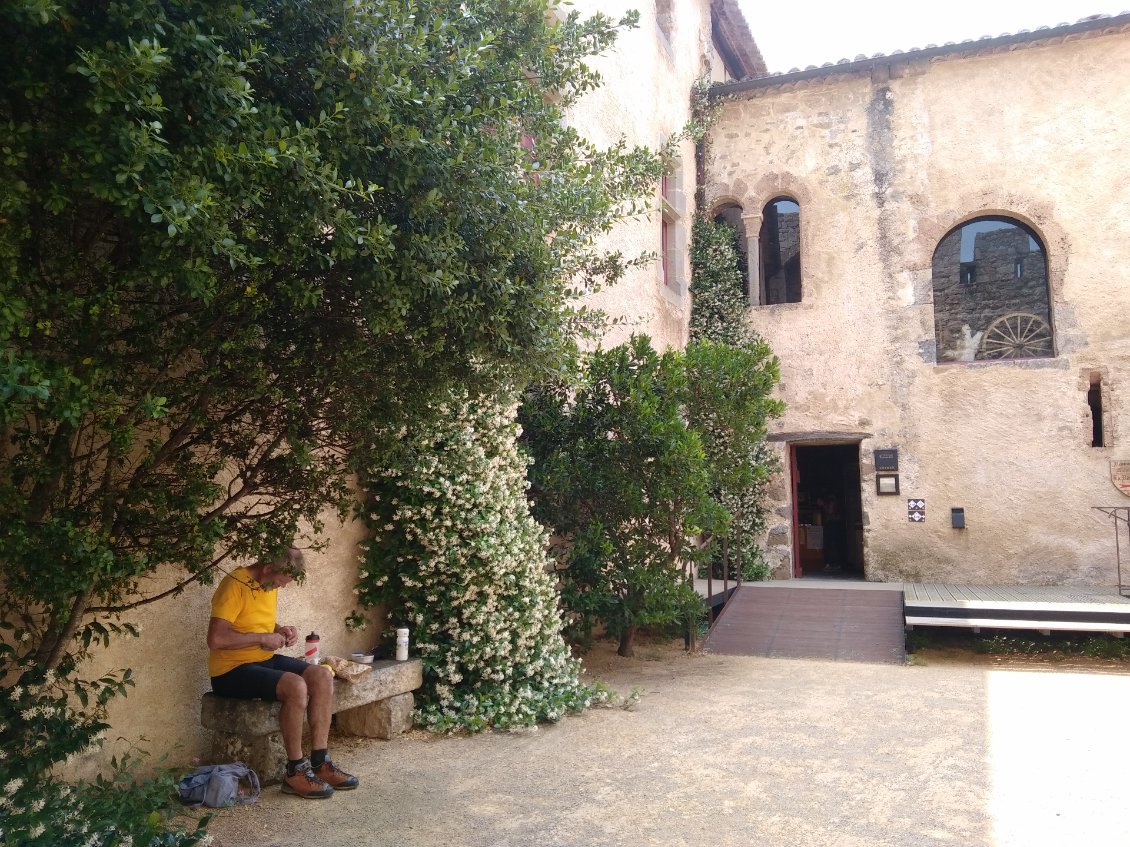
[
  {"x1": 36, "y1": 590, "x2": 90, "y2": 671},
  {"x1": 617, "y1": 625, "x2": 636, "y2": 658}
]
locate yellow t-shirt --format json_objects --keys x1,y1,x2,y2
[{"x1": 208, "y1": 566, "x2": 278, "y2": 677}]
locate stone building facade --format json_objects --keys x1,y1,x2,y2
[{"x1": 704, "y1": 15, "x2": 1130, "y2": 585}]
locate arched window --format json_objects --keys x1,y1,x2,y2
[
  {"x1": 932, "y1": 217, "x2": 1053, "y2": 362},
  {"x1": 759, "y1": 198, "x2": 801, "y2": 304}
]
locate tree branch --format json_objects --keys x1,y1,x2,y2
[{"x1": 85, "y1": 552, "x2": 231, "y2": 614}]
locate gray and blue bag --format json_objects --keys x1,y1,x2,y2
[{"x1": 177, "y1": 762, "x2": 260, "y2": 808}]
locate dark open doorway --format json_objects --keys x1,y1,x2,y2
[{"x1": 791, "y1": 443, "x2": 865, "y2": 579}]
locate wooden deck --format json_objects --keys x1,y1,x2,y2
[{"x1": 902, "y1": 582, "x2": 1130, "y2": 634}]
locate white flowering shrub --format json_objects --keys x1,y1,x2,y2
[
  {"x1": 0, "y1": 624, "x2": 209, "y2": 847},
  {"x1": 353, "y1": 386, "x2": 593, "y2": 732}
]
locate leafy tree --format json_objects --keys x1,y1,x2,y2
[
  {"x1": 0, "y1": 0, "x2": 661, "y2": 835},
  {"x1": 687, "y1": 216, "x2": 783, "y2": 580},
  {"x1": 352, "y1": 384, "x2": 593, "y2": 732},
  {"x1": 1, "y1": 0, "x2": 658, "y2": 669},
  {"x1": 683, "y1": 340, "x2": 782, "y2": 580},
  {"x1": 522, "y1": 335, "x2": 720, "y2": 657}
]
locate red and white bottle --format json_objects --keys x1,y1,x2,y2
[{"x1": 304, "y1": 632, "x2": 320, "y2": 664}]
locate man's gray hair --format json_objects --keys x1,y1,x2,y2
[{"x1": 273, "y1": 546, "x2": 307, "y2": 580}]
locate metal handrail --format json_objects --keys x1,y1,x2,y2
[{"x1": 1092, "y1": 506, "x2": 1130, "y2": 597}]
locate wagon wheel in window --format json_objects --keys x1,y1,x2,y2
[{"x1": 978, "y1": 312, "x2": 1052, "y2": 359}]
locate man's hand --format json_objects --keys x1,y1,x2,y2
[
  {"x1": 276, "y1": 625, "x2": 298, "y2": 647},
  {"x1": 260, "y1": 632, "x2": 285, "y2": 651},
  {"x1": 208, "y1": 617, "x2": 287, "y2": 651}
]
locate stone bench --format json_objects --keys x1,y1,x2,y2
[{"x1": 201, "y1": 658, "x2": 423, "y2": 783}]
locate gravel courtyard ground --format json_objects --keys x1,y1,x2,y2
[{"x1": 204, "y1": 640, "x2": 1130, "y2": 847}]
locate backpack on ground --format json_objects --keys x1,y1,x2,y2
[{"x1": 177, "y1": 762, "x2": 260, "y2": 808}]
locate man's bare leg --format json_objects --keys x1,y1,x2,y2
[
  {"x1": 275, "y1": 671, "x2": 309, "y2": 760},
  {"x1": 302, "y1": 663, "x2": 334, "y2": 750},
  {"x1": 302, "y1": 664, "x2": 359, "y2": 790},
  {"x1": 276, "y1": 670, "x2": 334, "y2": 798}
]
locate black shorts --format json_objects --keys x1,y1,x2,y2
[{"x1": 210, "y1": 654, "x2": 312, "y2": 701}]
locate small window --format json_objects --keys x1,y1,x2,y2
[
  {"x1": 661, "y1": 214, "x2": 673, "y2": 288},
  {"x1": 759, "y1": 198, "x2": 801, "y2": 304},
  {"x1": 932, "y1": 216, "x2": 1053, "y2": 362},
  {"x1": 1088, "y1": 375, "x2": 1105, "y2": 448},
  {"x1": 660, "y1": 169, "x2": 684, "y2": 295}
]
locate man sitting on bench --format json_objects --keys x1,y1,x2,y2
[{"x1": 207, "y1": 546, "x2": 359, "y2": 799}]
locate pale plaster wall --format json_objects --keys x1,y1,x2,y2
[
  {"x1": 65, "y1": 2, "x2": 716, "y2": 775},
  {"x1": 707, "y1": 32, "x2": 1130, "y2": 585},
  {"x1": 565, "y1": 0, "x2": 718, "y2": 352}
]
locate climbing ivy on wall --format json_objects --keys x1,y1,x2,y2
[
  {"x1": 687, "y1": 216, "x2": 784, "y2": 580},
  {"x1": 689, "y1": 215, "x2": 750, "y2": 344}
]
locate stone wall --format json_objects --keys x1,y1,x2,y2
[
  {"x1": 706, "y1": 28, "x2": 1130, "y2": 585},
  {"x1": 63, "y1": 512, "x2": 378, "y2": 782}
]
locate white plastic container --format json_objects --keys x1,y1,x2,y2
[
  {"x1": 304, "y1": 631, "x2": 320, "y2": 664},
  {"x1": 395, "y1": 628, "x2": 409, "y2": 661}
]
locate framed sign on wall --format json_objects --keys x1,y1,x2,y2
[{"x1": 876, "y1": 473, "x2": 899, "y2": 495}]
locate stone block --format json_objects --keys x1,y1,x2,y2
[
  {"x1": 336, "y1": 692, "x2": 414, "y2": 739},
  {"x1": 766, "y1": 525, "x2": 790, "y2": 546},
  {"x1": 769, "y1": 551, "x2": 792, "y2": 581},
  {"x1": 211, "y1": 729, "x2": 287, "y2": 784},
  {"x1": 201, "y1": 692, "x2": 281, "y2": 734},
  {"x1": 332, "y1": 659, "x2": 423, "y2": 712},
  {"x1": 767, "y1": 476, "x2": 789, "y2": 500}
]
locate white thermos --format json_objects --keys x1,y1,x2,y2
[{"x1": 395, "y1": 628, "x2": 409, "y2": 661}]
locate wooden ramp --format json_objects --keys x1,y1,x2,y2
[{"x1": 703, "y1": 584, "x2": 906, "y2": 664}]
